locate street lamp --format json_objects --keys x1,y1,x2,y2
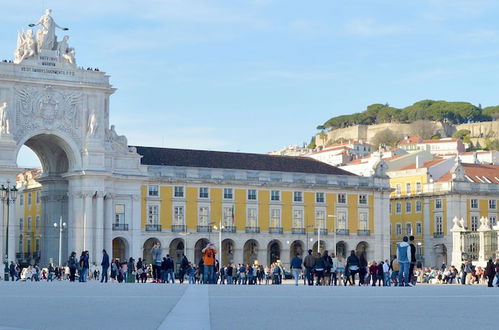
[
  {"x1": 213, "y1": 220, "x2": 224, "y2": 264},
  {"x1": 53, "y1": 216, "x2": 67, "y2": 266},
  {"x1": 328, "y1": 215, "x2": 337, "y2": 256},
  {"x1": 305, "y1": 224, "x2": 313, "y2": 251},
  {"x1": 1, "y1": 183, "x2": 18, "y2": 281}
]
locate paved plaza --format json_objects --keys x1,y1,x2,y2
[{"x1": 0, "y1": 282, "x2": 497, "y2": 330}]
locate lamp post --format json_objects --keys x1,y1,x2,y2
[
  {"x1": 53, "y1": 216, "x2": 66, "y2": 266},
  {"x1": 1, "y1": 183, "x2": 17, "y2": 281},
  {"x1": 328, "y1": 215, "x2": 337, "y2": 256},
  {"x1": 213, "y1": 219, "x2": 224, "y2": 264},
  {"x1": 305, "y1": 224, "x2": 313, "y2": 251}
]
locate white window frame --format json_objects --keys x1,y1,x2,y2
[
  {"x1": 223, "y1": 188, "x2": 233, "y2": 200},
  {"x1": 27, "y1": 216, "x2": 32, "y2": 231},
  {"x1": 416, "y1": 222, "x2": 422, "y2": 235},
  {"x1": 415, "y1": 200, "x2": 422, "y2": 213},
  {"x1": 199, "y1": 187, "x2": 209, "y2": 199},
  {"x1": 35, "y1": 215, "x2": 40, "y2": 229},
  {"x1": 247, "y1": 189, "x2": 257, "y2": 201},
  {"x1": 148, "y1": 185, "x2": 159, "y2": 197},
  {"x1": 316, "y1": 192, "x2": 325, "y2": 203},
  {"x1": 316, "y1": 209, "x2": 326, "y2": 229},
  {"x1": 470, "y1": 199, "x2": 478, "y2": 209},
  {"x1": 471, "y1": 215, "x2": 478, "y2": 231},
  {"x1": 292, "y1": 208, "x2": 304, "y2": 228},
  {"x1": 28, "y1": 192, "x2": 32, "y2": 205},
  {"x1": 406, "y1": 182, "x2": 411, "y2": 195},
  {"x1": 359, "y1": 194, "x2": 367, "y2": 205},
  {"x1": 416, "y1": 182, "x2": 422, "y2": 194},
  {"x1": 174, "y1": 186, "x2": 185, "y2": 198},
  {"x1": 396, "y1": 202, "x2": 402, "y2": 214},
  {"x1": 222, "y1": 206, "x2": 235, "y2": 227},
  {"x1": 19, "y1": 217, "x2": 24, "y2": 232},
  {"x1": 396, "y1": 223, "x2": 402, "y2": 236},
  {"x1": 489, "y1": 200, "x2": 496, "y2": 210},
  {"x1": 337, "y1": 193, "x2": 346, "y2": 204},
  {"x1": 358, "y1": 211, "x2": 368, "y2": 230},
  {"x1": 36, "y1": 192, "x2": 40, "y2": 204},
  {"x1": 173, "y1": 205, "x2": 185, "y2": 226},
  {"x1": 293, "y1": 191, "x2": 303, "y2": 203},
  {"x1": 115, "y1": 204, "x2": 125, "y2": 224},
  {"x1": 147, "y1": 204, "x2": 159, "y2": 224},
  {"x1": 405, "y1": 201, "x2": 412, "y2": 213},
  {"x1": 246, "y1": 207, "x2": 258, "y2": 227},
  {"x1": 198, "y1": 206, "x2": 210, "y2": 226},
  {"x1": 337, "y1": 210, "x2": 347, "y2": 230},
  {"x1": 405, "y1": 222, "x2": 412, "y2": 236},
  {"x1": 435, "y1": 198, "x2": 442, "y2": 209},
  {"x1": 20, "y1": 194, "x2": 24, "y2": 206},
  {"x1": 270, "y1": 207, "x2": 281, "y2": 228},
  {"x1": 270, "y1": 190, "x2": 280, "y2": 201},
  {"x1": 489, "y1": 214, "x2": 497, "y2": 227},
  {"x1": 396, "y1": 184, "x2": 401, "y2": 196},
  {"x1": 435, "y1": 215, "x2": 443, "y2": 234}
]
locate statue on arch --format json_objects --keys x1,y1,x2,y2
[
  {"x1": 87, "y1": 110, "x2": 98, "y2": 137},
  {"x1": 14, "y1": 29, "x2": 37, "y2": 63},
  {"x1": 57, "y1": 35, "x2": 76, "y2": 66},
  {"x1": 29, "y1": 9, "x2": 68, "y2": 51},
  {"x1": 0, "y1": 102, "x2": 11, "y2": 136}
]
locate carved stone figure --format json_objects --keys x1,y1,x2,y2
[
  {"x1": 87, "y1": 111, "x2": 98, "y2": 137},
  {"x1": 105, "y1": 125, "x2": 129, "y2": 151},
  {"x1": 57, "y1": 35, "x2": 76, "y2": 66},
  {"x1": 14, "y1": 29, "x2": 38, "y2": 63},
  {"x1": 30, "y1": 9, "x2": 68, "y2": 51},
  {"x1": 0, "y1": 102, "x2": 10, "y2": 135}
]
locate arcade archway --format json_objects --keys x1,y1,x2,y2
[
  {"x1": 243, "y1": 239, "x2": 259, "y2": 265},
  {"x1": 112, "y1": 237, "x2": 129, "y2": 262},
  {"x1": 143, "y1": 237, "x2": 160, "y2": 265}
]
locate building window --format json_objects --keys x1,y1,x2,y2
[
  {"x1": 416, "y1": 182, "x2": 422, "y2": 194},
  {"x1": 316, "y1": 209, "x2": 326, "y2": 229},
  {"x1": 337, "y1": 211, "x2": 347, "y2": 230},
  {"x1": 148, "y1": 185, "x2": 159, "y2": 197},
  {"x1": 247, "y1": 207, "x2": 258, "y2": 227},
  {"x1": 489, "y1": 200, "x2": 496, "y2": 209},
  {"x1": 27, "y1": 216, "x2": 32, "y2": 231},
  {"x1": 396, "y1": 202, "x2": 402, "y2": 214},
  {"x1": 316, "y1": 192, "x2": 325, "y2": 203},
  {"x1": 293, "y1": 209, "x2": 304, "y2": 228},
  {"x1": 359, "y1": 194, "x2": 367, "y2": 205},
  {"x1": 416, "y1": 222, "x2": 422, "y2": 235},
  {"x1": 489, "y1": 215, "x2": 497, "y2": 227},
  {"x1": 222, "y1": 207, "x2": 235, "y2": 227},
  {"x1": 35, "y1": 215, "x2": 40, "y2": 229},
  {"x1": 405, "y1": 201, "x2": 412, "y2": 213},
  {"x1": 27, "y1": 239, "x2": 31, "y2": 253},
  {"x1": 406, "y1": 223, "x2": 412, "y2": 236},
  {"x1": 20, "y1": 194, "x2": 24, "y2": 206},
  {"x1": 435, "y1": 216, "x2": 443, "y2": 234},
  {"x1": 389, "y1": 203, "x2": 392, "y2": 214},
  {"x1": 396, "y1": 184, "x2": 401, "y2": 195},
  {"x1": 337, "y1": 193, "x2": 346, "y2": 204},
  {"x1": 115, "y1": 204, "x2": 125, "y2": 224},
  {"x1": 471, "y1": 216, "x2": 478, "y2": 231},
  {"x1": 19, "y1": 218, "x2": 24, "y2": 232},
  {"x1": 270, "y1": 208, "x2": 281, "y2": 227},
  {"x1": 435, "y1": 199, "x2": 442, "y2": 209},
  {"x1": 470, "y1": 199, "x2": 478, "y2": 209},
  {"x1": 293, "y1": 191, "x2": 303, "y2": 203},
  {"x1": 223, "y1": 188, "x2": 233, "y2": 200},
  {"x1": 35, "y1": 239, "x2": 40, "y2": 252},
  {"x1": 271, "y1": 190, "x2": 280, "y2": 201},
  {"x1": 28, "y1": 192, "x2": 32, "y2": 205},
  {"x1": 247, "y1": 189, "x2": 257, "y2": 201},
  {"x1": 147, "y1": 205, "x2": 159, "y2": 224},
  {"x1": 173, "y1": 206, "x2": 185, "y2": 225},
  {"x1": 36, "y1": 192, "x2": 40, "y2": 204},
  {"x1": 199, "y1": 187, "x2": 209, "y2": 199},
  {"x1": 18, "y1": 235, "x2": 23, "y2": 253},
  {"x1": 359, "y1": 211, "x2": 368, "y2": 230},
  {"x1": 174, "y1": 186, "x2": 184, "y2": 198},
  {"x1": 396, "y1": 223, "x2": 402, "y2": 236},
  {"x1": 198, "y1": 206, "x2": 209, "y2": 226},
  {"x1": 406, "y1": 183, "x2": 411, "y2": 195},
  {"x1": 416, "y1": 200, "x2": 422, "y2": 213}
]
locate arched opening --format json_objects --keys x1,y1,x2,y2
[
  {"x1": 312, "y1": 240, "x2": 326, "y2": 255},
  {"x1": 143, "y1": 237, "x2": 161, "y2": 265},
  {"x1": 267, "y1": 240, "x2": 281, "y2": 265},
  {"x1": 434, "y1": 244, "x2": 448, "y2": 268},
  {"x1": 169, "y1": 238, "x2": 185, "y2": 270},
  {"x1": 336, "y1": 241, "x2": 348, "y2": 260},
  {"x1": 243, "y1": 239, "x2": 259, "y2": 265},
  {"x1": 221, "y1": 239, "x2": 235, "y2": 265},
  {"x1": 289, "y1": 240, "x2": 304, "y2": 261},
  {"x1": 112, "y1": 237, "x2": 129, "y2": 262},
  {"x1": 356, "y1": 241, "x2": 369, "y2": 261},
  {"x1": 194, "y1": 238, "x2": 210, "y2": 264}
]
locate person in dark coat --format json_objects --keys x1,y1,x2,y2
[
  {"x1": 484, "y1": 259, "x2": 496, "y2": 287},
  {"x1": 179, "y1": 254, "x2": 189, "y2": 283},
  {"x1": 101, "y1": 249, "x2": 110, "y2": 283},
  {"x1": 346, "y1": 250, "x2": 360, "y2": 285}
]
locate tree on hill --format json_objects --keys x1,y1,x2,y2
[
  {"x1": 452, "y1": 129, "x2": 471, "y2": 140},
  {"x1": 409, "y1": 120, "x2": 437, "y2": 140},
  {"x1": 371, "y1": 129, "x2": 403, "y2": 148}
]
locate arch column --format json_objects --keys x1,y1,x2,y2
[
  {"x1": 131, "y1": 194, "x2": 141, "y2": 259},
  {"x1": 0, "y1": 199, "x2": 4, "y2": 264},
  {"x1": 83, "y1": 193, "x2": 93, "y2": 258},
  {"x1": 104, "y1": 193, "x2": 113, "y2": 260},
  {"x1": 94, "y1": 192, "x2": 104, "y2": 265},
  {"x1": 7, "y1": 199, "x2": 15, "y2": 263}
]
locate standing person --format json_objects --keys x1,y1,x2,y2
[
  {"x1": 101, "y1": 249, "x2": 109, "y2": 283},
  {"x1": 346, "y1": 250, "x2": 360, "y2": 286},
  {"x1": 390, "y1": 256, "x2": 399, "y2": 286},
  {"x1": 68, "y1": 252, "x2": 78, "y2": 282},
  {"x1": 331, "y1": 253, "x2": 338, "y2": 286},
  {"x1": 111, "y1": 259, "x2": 118, "y2": 282},
  {"x1": 304, "y1": 249, "x2": 316, "y2": 286},
  {"x1": 151, "y1": 242, "x2": 162, "y2": 283},
  {"x1": 369, "y1": 262, "x2": 378, "y2": 286},
  {"x1": 322, "y1": 251, "x2": 333, "y2": 286},
  {"x1": 359, "y1": 255, "x2": 368, "y2": 286},
  {"x1": 202, "y1": 243, "x2": 217, "y2": 284},
  {"x1": 127, "y1": 257, "x2": 135, "y2": 283},
  {"x1": 396, "y1": 236, "x2": 412, "y2": 287},
  {"x1": 484, "y1": 259, "x2": 496, "y2": 287},
  {"x1": 290, "y1": 253, "x2": 303, "y2": 286},
  {"x1": 409, "y1": 236, "x2": 417, "y2": 285},
  {"x1": 383, "y1": 259, "x2": 391, "y2": 286},
  {"x1": 165, "y1": 255, "x2": 175, "y2": 284},
  {"x1": 464, "y1": 259, "x2": 474, "y2": 285},
  {"x1": 9, "y1": 261, "x2": 16, "y2": 281},
  {"x1": 226, "y1": 264, "x2": 233, "y2": 284},
  {"x1": 179, "y1": 254, "x2": 189, "y2": 284}
]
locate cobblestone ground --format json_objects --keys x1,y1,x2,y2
[{"x1": 0, "y1": 282, "x2": 497, "y2": 330}]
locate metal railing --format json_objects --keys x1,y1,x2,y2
[
  {"x1": 33, "y1": 251, "x2": 41, "y2": 258},
  {"x1": 145, "y1": 224, "x2": 162, "y2": 232},
  {"x1": 15, "y1": 252, "x2": 23, "y2": 259},
  {"x1": 245, "y1": 226, "x2": 260, "y2": 233},
  {"x1": 222, "y1": 226, "x2": 236, "y2": 233},
  {"x1": 336, "y1": 229, "x2": 349, "y2": 235},
  {"x1": 172, "y1": 225, "x2": 186, "y2": 232},
  {"x1": 24, "y1": 252, "x2": 31, "y2": 259},
  {"x1": 112, "y1": 223, "x2": 129, "y2": 231},
  {"x1": 357, "y1": 229, "x2": 370, "y2": 236},
  {"x1": 314, "y1": 228, "x2": 328, "y2": 235},
  {"x1": 292, "y1": 228, "x2": 305, "y2": 234},
  {"x1": 197, "y1": 225, "x2": 212, "y2": 233},
  {"x1": 269, "y1": 227, "x2": 283, "y2": 234},
  {"x1": 433, "y1": 232, "x2": 444, "y2": 238}
]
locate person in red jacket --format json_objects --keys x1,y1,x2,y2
[{"x1": 369, "y1": 262, "x2": 378, "y2": 286}]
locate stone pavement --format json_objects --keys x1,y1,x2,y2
[{"x1": 0, "y1": 282, "x2": 497, "y2": 330}]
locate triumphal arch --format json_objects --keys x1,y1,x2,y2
[{"x1": 0, "y1": 10, "x2": 146, "y2": 266}]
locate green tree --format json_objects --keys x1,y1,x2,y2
[
  {"x1": 452, "y1": 129, "x2": 471, "y2": 140},
  {"x1": 371, "y1": 129, "x2": 402, "y2": 148}
]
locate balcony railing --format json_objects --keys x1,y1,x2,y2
[
  {"x1": 433, "y1": 232, "x2": 444, "y2": 238},
  {"x1": 112, "y1": 223, "x2": 129, "y2": 231},
  {"x1": 33, "y1": 251, "x2": 41, "y2": 259},
  {"x1": 15, "y1": 252, "x2": 23, "y2": 259},
  {"x1": 336, "y1": 229, "x2": 350, "y2": 235},
  {"x1": 314, "y1": 228, "x2": 328, "y2": 235},
  {"x1": 24, "y1": 252, "x2": 31, "y2": 259},
  {"x1": 357, "y1": 229, "x2": 370, "y2": 236},
  {"x1": 292, "y1": 228, "x2": 305, "y2": 234},
  {"x1": 245, "y1": 226, "x2": 260, "y2": 233},
  {"x1": 145, "y1": 224, "x2": 162, "y2": 232},
  {"x1": 222, "y1": 226, "x2": 236, "y2": 233},
  {"x1": 269, "y1": 227, "x2": 283, "y2": 234},
  {"x1": 172, "y1": 225, "x2": 186, "y2": 233},
  {"x1": 197, "y1": 225, "x2": 212, "y2": 233}
]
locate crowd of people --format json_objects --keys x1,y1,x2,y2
[{"x1": 3, "y1": 237, "x2": 499, "y2": 287}]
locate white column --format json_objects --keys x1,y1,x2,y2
[
  {"x1": 83, "y1": 194, "x2": 93, "y2": 257},
  {"x1": 71, "y1": 193, "x2": 85, "y2": 254},
  {"x1": 7, "y1": 199, "x2": 15, "y2": 263},
  {"x1": 131, "y1": 194, "x2": 141, "y2": 260},
  {"x1": 66, "y1": 193, "x2": 75, "y2": 256},
  {"x1": 94, "y1": 192, "x2": 104, "y2": 265},
  {"x1": 0, "y1": 200, "x2": 4, "y2": 263},
  {"x1": 451, "y1": 218, "x2": 465, "y2": 267},
  {"x1": 104, "y1": 193, "x2": 113, "y2": 260},
  {"x1": 423, "y1": 197, "x2": 432, "y2": 266}
]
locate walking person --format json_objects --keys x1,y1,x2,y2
[
  {"x1": 485, "y1": 259, "x2": 496, "y2": 287},
  {"x1": 166, "y1": 255, "x2": 175, "y2": 283},
  {"x1": 304, "y1": 249, "x2": 316, "y2": 286},
  {"x1": 202, "y1": 242, "x2": 217, "y2": 284},
  {"x1": 68, "y1": 252, "x2": 78, "y2": 282},
  {"x1": 179, "y1": 254, "x2": 189, "y2": 284},
  {"x1": 346, "y1": 250, "x2": 360, "y2": 286},
  {"x1": 397, "y1": 236, "x2": 412, "y2": 287},
  {"x1": 290, "y1": 253, "x2": 303, "y2": 286},
  {"x1": 151, "y1": 242, "x2": 162, "y2": 283},
  {"x1": 359, "y1": 254, "x2": 368, "y2": 286},
  {"x1": 409, "y1": 236, "x2": 417, "y2": 285},
  {"x1": 101, "y1": 249, "x2": 109, "y2": 283},
  {"x1": 127, "y1": 257, "x2": 135, "y2": 283}
]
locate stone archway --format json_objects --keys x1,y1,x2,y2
[
  {"x1": 143, "y1": 237, "x2": 160, "y2": 265},
  {"x1": 289, "y1": 240, "x2": 304, "y2": 260},
  {"x1": 434, "y1": 244, "x2": 448, "y2": 268},
  {"x1": 356, "y1": 241, "x2": 369, "y2": 261},
  {"x1": 267, "y1": 240, "x2": 281, "y2": 265},
  {"x1": 243, "y1": 239, "x2": 259, "y2": 265},
  {"x1": 221, "y1": 239, "x2": 235, "y2": 265},
  {"x1": 169, "y1": 238, "x2": 185, "y2": 270},
  {"x1": 194, "y1": 238, "x2": 210, "y2": 264},
  {"x1": 336, "y1": 241, "x2": 348, "y2": 259},
  {"x1": 312, "y1": 240, "x2": 326, "y2": 255},
  {"x1": 112, "y1": 237, "x2": 129, "y2": 262}
]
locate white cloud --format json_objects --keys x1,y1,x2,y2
[{"x1": 343, "y1": 18, "x2": 408, "y2": 37}]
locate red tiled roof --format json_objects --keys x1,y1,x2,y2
[
  {"x1": 400, "y1": 136, "x2": 422, "y2": 145},
  {"x1": 421, "y1": 138, "x2": 459, "y2": 144},
  {"x1": 313, "y1": 146, "x2": 351, "y2": 154},
  {"x1": 400, "y1": 158, "x2": 446, "y2": 170},
  {"x1": 437, "y1": 164, "x2": 499, "y2": 183}
]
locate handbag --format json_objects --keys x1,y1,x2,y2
[{"x1": 349, "y1": 265, "x2": 359, "y2": 271}]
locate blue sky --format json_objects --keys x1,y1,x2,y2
[{"x1": 2, "y1": 0, "x2": 499, "y2": 167}]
